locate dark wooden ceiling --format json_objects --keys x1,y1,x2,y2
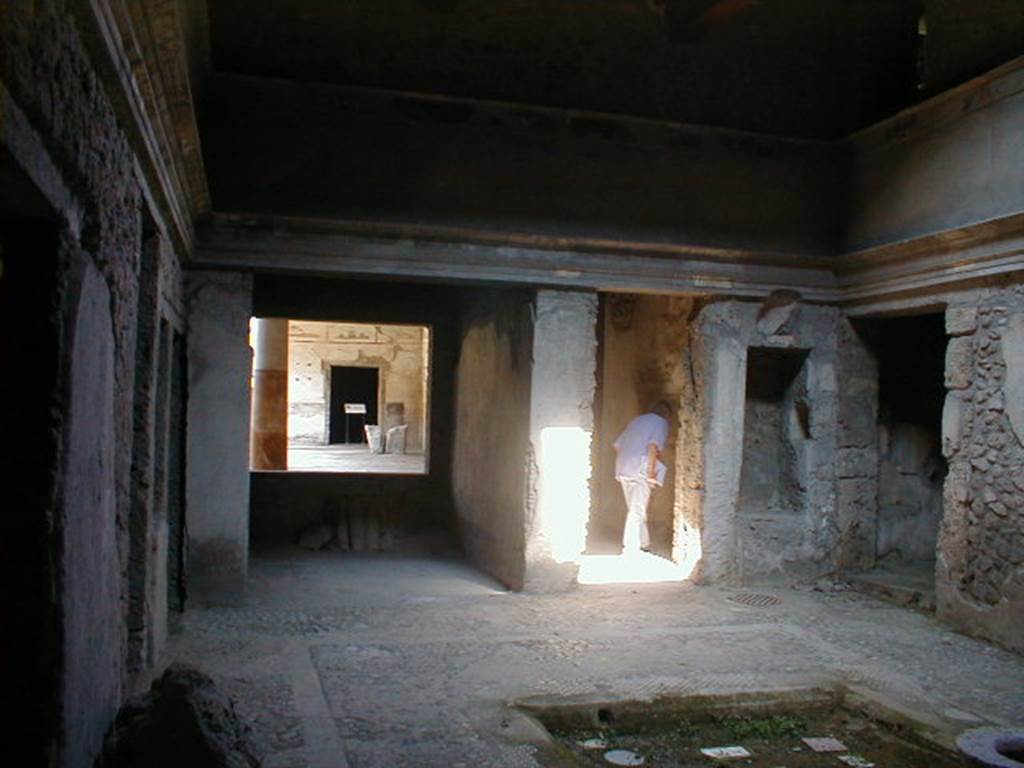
[{"x1": 206, "y1": 0, "x2": 1024, "y2": 139}]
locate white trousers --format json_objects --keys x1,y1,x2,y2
[{"x1": 620, "y1": 478, "x2": 653, "y2": 553}]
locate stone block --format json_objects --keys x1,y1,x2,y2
[
  {"x1": 814, "y1": 361, "x2": 837, "y2": 393},
  {"x1": 838, "y1": 477, "x2": 877, "y2": 516},
  {"x1": 385, "y1": 424, "x2": 408, "y2": 454},
  {"x1": 365, "y1": 425, "x2": 384, "y2": 453},
  {"x1": 840, "y1": 400, "x2": 878, "y2": 447},
  {"x1": 942, "y1": 391, "x2": 968, "y2": 458},
  {"x1": 944, "y1": 461, "x2": 973, "y2": 505},
  {"x1": 945, "y1": 305, "x2": 978, "y2": 336},
  {"x1": 97, "y1": 664, "x2": 261, "y2": 768},
  {"x1": 755, "y1": 294, "x2": 798, "y2": 336},
  {"x1": 945, "y1": 337, "x2": 974, "y2": 390},
  {"x1": 837, "y1": 447, "x2": 875, "y2": 478}
]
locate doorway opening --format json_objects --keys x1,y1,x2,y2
[
  {"x1": 328, "y1": 366, "x2": 379, "y2": 444},
  {"x1": 851, "y1": 312, "x2": 947, "y2": 610},
  {"x1": 1, "y1": 213, "x2": 63, "y2": 763},
  {"x1": 581, "y1": 293, "x2": 695, "y2": 583}
]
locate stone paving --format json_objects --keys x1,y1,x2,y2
[{"x1": 168, "y1": 550, "x2": 1024, "y2": 768}]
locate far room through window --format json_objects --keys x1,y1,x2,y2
[{"x1": 249, "y1": 318, "x2": 430, "y2": 474}]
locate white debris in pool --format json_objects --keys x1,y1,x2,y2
[
  {"x1": 699, "y1": 746, "x2": 752, "y2": 759},
  {"x1": 604, "y1": 748, "x2": 645, "y2": 765},
  {"x1": 837, "y1": 756, "x2": 876, "y2": 768},
  {"x1": 802, "y1": 736, "x2": 848, "y2": 752},
  {"x1": 579, "y1": 737, "x2": 608, "y2": 749}
]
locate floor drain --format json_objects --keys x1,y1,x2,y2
[{"x1": 727, "y1": 592, "x2": 781, "y2": 608}]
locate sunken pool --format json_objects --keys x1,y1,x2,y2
[{"x1": 516, "y1": 687, "x2": 969, "y2": 767}]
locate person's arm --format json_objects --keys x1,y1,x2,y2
[{"x1": 646, "y1": 442, "x2": 660, "y2": 481}]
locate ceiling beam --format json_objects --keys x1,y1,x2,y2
[{"x1": 194, "y1": 212, "x2": 840, "y2": 301}]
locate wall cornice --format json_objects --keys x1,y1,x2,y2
[
  {"x1": 194, "y1": 53, "x2": 1022, "y2": 310},
  {"x1": 194, "y1": 208, "x2": 1023, "y2": 310},
  {"x1": 72, "y1": 0, "x2": 209, "y2": 253},
  {"x1": 194, "y1": 213, "x2": 841, "y2": 302},
  {"x1": 847, "y1": 56, "x2": 1024, "y2": 152}
]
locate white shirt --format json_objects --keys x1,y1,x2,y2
[{"x1": 614, "y1": 413, "x2": 669, "y2": 484}]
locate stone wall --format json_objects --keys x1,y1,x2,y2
[
  {"x1": 834, "y1": 320, "x2": 882, "y2": 572},
  {"x1": 526, "y1": 290, "x2": 598, "y2": 591},
  {"x1": 2, "y1": 1, "x2": 189, "y2": 763},
  {"x1": 938, "y1": 285, "x2": 1024, "y2": 652},
  {"x1": 128, "y1": 235, "x2": 188, "y2": 676},
  {"x1": 591, "y1": 294, "x2": 693, "y2": 555},
  {"x1": 685, "y1": 298, "x2": 842, "y2": 584},
  {"x1": 288, "y1": 321, "x2": 428, "y2": 452},
  {"x1": 452, "y1": 289, "x2": 535, "y2": 589}
]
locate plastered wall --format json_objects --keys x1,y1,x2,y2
[
  {"x1": 451, "y1": 289, "x2": 534, "y2": 589},
  {"x1": 846, "y1": 70, "x2": 1024, "y2": 251},
  {"x1": 186, "y1": 272, "x2": 253, "y2": 597},
  {"x1": 526, "y1": 290, "x2": 598, "y2": 591}
]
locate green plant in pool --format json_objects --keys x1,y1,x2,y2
[{"x1": 718, "y1": 714, "x2": 806, "y2": 741}]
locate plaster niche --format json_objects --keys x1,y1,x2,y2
[{"x1": 737, "y1": 347, "x2": 809, "y2": 519}]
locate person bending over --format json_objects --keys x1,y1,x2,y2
[{"x1": 613, "y1": 401, "x2": 672, "y2": 555}]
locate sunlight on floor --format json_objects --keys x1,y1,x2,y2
[
  {"x1": 576, "y1": 551, "x2": 693, "y2": 585},
  {"x1": 287, "y1": 444, "x2": 426, "y2": 473}
]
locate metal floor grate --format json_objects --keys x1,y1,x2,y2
[{"x1": 727, "y1": 592, "x2": 782, "y2": 608}]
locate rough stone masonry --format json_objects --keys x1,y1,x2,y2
[{"x1": 938, "y1": 285, "x2": 1024, "y2": 653}]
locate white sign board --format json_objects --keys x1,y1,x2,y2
[{"x1": 344, "y1": 403, "x2": 367, "y2": 415}]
